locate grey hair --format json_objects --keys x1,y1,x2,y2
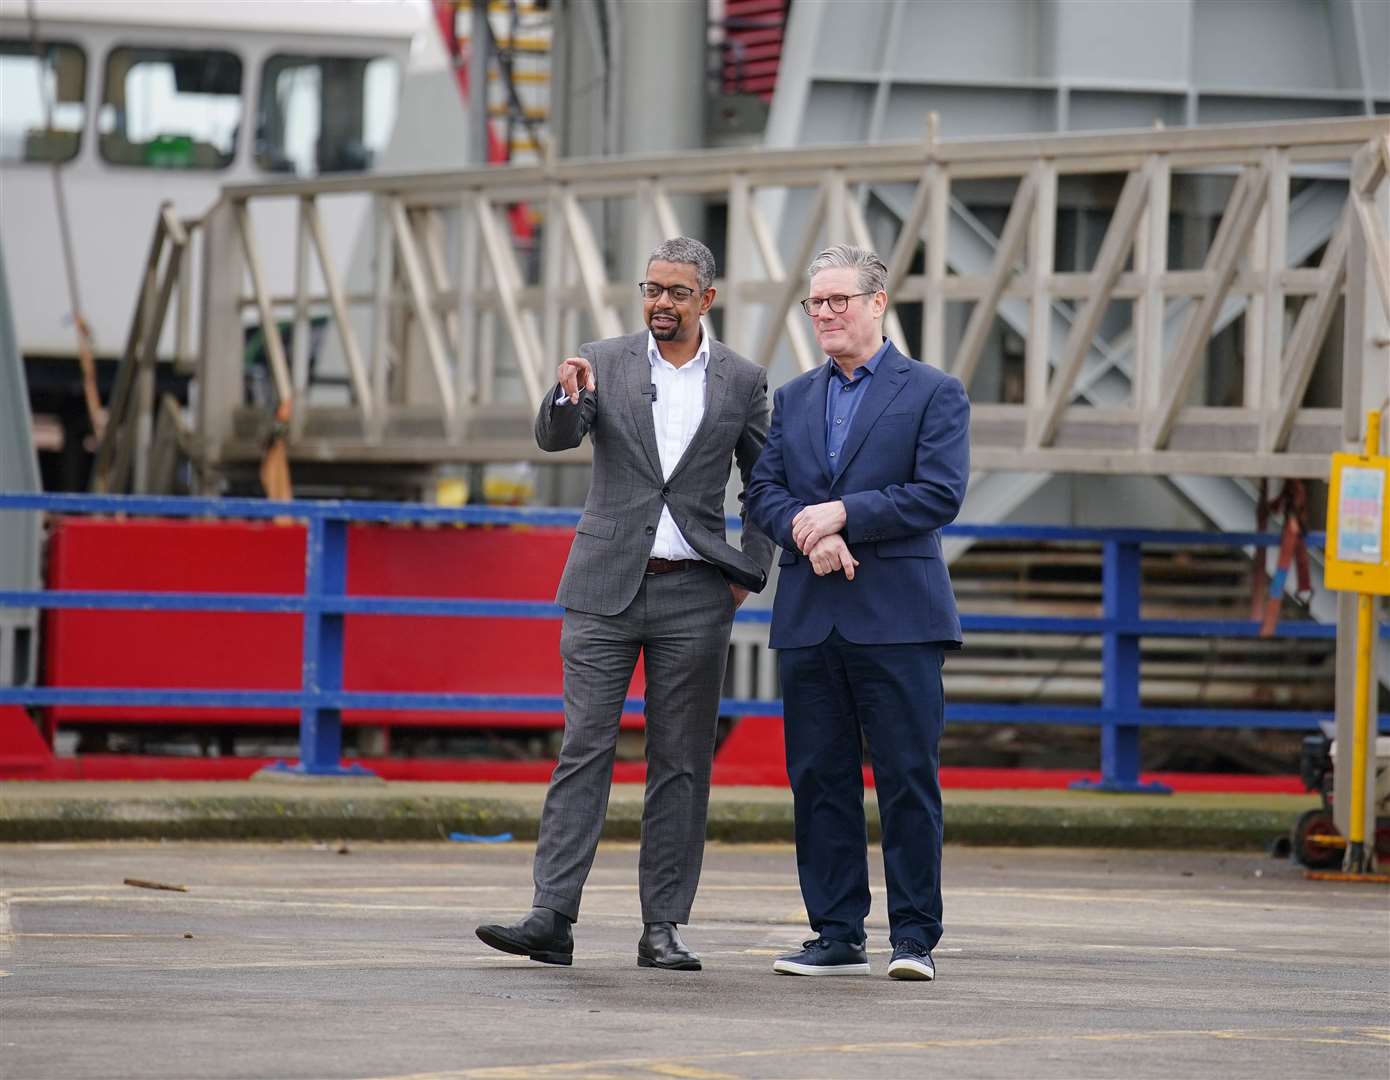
[
  {"x1": 807, "y1": 243, "x2": 888, "y2": 296},
  {"x1": 647, "y1": 236, "x2": 716, "y2": 292}
]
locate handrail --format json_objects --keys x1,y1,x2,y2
[
  {"x1": 1, "y1": 492, "x2": 1386, "y2": 790},
  {"x1": 0, "y1": 490, "x2": 1352, "y2": 545},
  {"x1": 91, "y1": 201, "x2": 195, "y2": 494},
  {"x1": 216, "y1": 117, "x2": 1390, "y2": 201}
]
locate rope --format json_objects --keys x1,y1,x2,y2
[{"x1": 1252, "y1": 478, "x2": 1311, "y2": 638}]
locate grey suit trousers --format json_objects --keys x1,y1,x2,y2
[{"x1": 532, "y1": 561, "x2": 734, "y2": 924}]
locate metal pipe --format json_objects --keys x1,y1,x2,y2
[
  {"x1": 469, "y1": 0, "x2": 490, "y2": 165},
  {"x1": 1346, "y1": 407, "x2": 1382, "y2": 871}
]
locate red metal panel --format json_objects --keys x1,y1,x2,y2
[
  {"x1": 43, "y1": 518, "x2": 642, "y2": 729},
  {"x1": 45, "y1": 519, "x2": 306, "y2": 723},
  {"x1": 0, "y1": 706, "x2": 54, "y2": 776}
]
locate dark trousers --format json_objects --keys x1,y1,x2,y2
[
  {"x1": 533, "y1": 563, "x2": 734, "y2": 924},
  {"x1": 778, "y1": 629, "x2": 945, "y2": 950}
]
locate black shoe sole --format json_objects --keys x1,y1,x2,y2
[
  {"x1": 476, "y1": 926, "x2": 573, "y2": 966},
  {"x1": 637, "y1": 954, "x2": 702, "y2": 971}
]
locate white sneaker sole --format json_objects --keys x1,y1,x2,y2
[
  {"x1": 772, "y1": 959, "x2": 871, "y2": 976},
  {"x1": 887, "y1": 958, "x2": 935, "y2": 980}
]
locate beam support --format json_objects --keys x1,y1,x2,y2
[
  {"x1": 1144, "y1": 165, "x2": 1269, "y2": 451},
  {"x1": 1034, "y1": 163, "x2": 1152, "y2": 448},
  {"x1": 954, "y1": 169, "x2": 1038, "y2": 388}
]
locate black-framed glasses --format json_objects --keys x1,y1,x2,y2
[
  {"x1": 638, "y1": 281, "x2": 697, "y2": 303},
  {"x1": 800, "y1": 292, "x2": 872, "y2": 316}
]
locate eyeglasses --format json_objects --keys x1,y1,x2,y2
[
  {"x1": 800, "y1": 292, "x2": 872, "y2": 316},
  {"x1": 638, "y1": 281, "x2": 698, "y2": 303}
]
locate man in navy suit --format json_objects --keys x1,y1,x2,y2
[{"x1": 746, "y1": 244, "x2": 970, "y2": 980}]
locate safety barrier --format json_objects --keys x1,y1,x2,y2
[{"x1": 1, "y1": 492, "x2": 1386, "y2": 792}]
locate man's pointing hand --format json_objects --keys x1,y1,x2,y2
[{"x1": 558, "y1": 357, "x2": 595, "y2": 404}]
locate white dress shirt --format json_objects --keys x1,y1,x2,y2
[
  {"x1": 555, "y1": 332, "x2": 710, "y2": 561},
  {"x1": 646, "y1": 331, "x2": 708, "y2": 560}
]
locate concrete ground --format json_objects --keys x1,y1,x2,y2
[{"x1": 1, "y1": 842, "x2": 1386, "y2": 1080}]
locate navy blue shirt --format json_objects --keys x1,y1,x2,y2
[{"x1": 825, "y1": 339, "x2": 890, "y2": 469}]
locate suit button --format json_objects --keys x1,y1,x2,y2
[
  {"x1": 645, "y1": 526, "x2": 655, "y2": 535},
  {"x1": 662, "y1": 486, "x2": 670, "y2": 496}
]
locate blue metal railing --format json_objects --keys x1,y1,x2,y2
[{"x1": 1, "y1": 492, "x2": 1386, "y2": 791}]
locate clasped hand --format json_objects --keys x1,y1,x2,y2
[
  {"x1": 791, "y1": 500, "x2": 847, "y2": 554},
  {"x1": 791, "y1": 502, "x2": 856, "y2": 578},
  {"x1": 807, "y1": 534, "x2": 858, "y2": 579}
]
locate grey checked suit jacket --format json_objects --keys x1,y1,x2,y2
[{"x1": 535, "y1": 331, "x2": 775, "y2": 617}]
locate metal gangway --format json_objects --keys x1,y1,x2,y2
[{"x1": 95, "y1": 116, "x2": 1389, "y2": 497}]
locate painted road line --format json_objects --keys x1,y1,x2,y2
[
  {"x1": 0, "y1": 892, "x2": 11, "y2": 958},
  {"x1": 363, "y1": 1027, "x2": 1390, "y2": 1079}
]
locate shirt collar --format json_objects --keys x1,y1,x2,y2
[
  {"x1": 827, "y1": 338, "x2": 890, "y2": 384},
  {"x1": 648, "y1": 328, "x2": 710, "y2": 372}
]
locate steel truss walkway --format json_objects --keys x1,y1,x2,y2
[{"x1": 106, "y1": 116, "x2": 1386, "y2": 494}]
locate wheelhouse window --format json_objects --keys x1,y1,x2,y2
[
  {"x1": 256, "y1": 54, "x2": 399, "y2": 175},
  {"x1": 99, "y1": 46, "x2": 242, "y2": 169},
  {"x1": 0, "y1": 40, "x2": 85, "y2": 163}
]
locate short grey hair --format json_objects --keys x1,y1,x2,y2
[
  {"x1": 647, "y1": 236, "x2": 716, "y2": 292},
  {"x1": 807, "y1": 243, "x2": 888, "y2": 296}
]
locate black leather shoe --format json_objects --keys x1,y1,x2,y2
[
  {"x1": 637, "y1": 922, "x2": 702, "y2": 971},
  {"x1": 475, "y1": 907, "x2": 573, "y2": 966}
]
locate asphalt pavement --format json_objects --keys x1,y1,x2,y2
[{"x1": 1, "y1": 841, "x2": 1386, "y2": 1079}]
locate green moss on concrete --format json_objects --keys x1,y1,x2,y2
[{"x1": 0, "y1": 786, "x2": 1316, "y2": 848}]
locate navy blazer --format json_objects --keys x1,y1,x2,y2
[{"x1": 746, "y1": 341, "x2": 970, "y2": 649}]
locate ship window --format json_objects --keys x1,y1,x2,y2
[
  {"x1": 0, "y1": 40, "x2": 85, "y2": 163},
  {"x1": 256, "y1": 54, "x2": 399, "y2": 176},
  {"x1": 98, "y1": 46, "x2": 242, "y2": 170}
]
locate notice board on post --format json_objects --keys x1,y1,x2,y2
[{"x1": 1325, "y1": 451, "x2": 1390, "y2": 596}]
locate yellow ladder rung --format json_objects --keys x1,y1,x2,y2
[
  {"x1": 492, "y1": 36, "x2": 551, "y2": 52},
  {"x1": 488, "y1": 106, "x2": 549, "y2": 120},
  {"x1": 488, "y1": 0, "x2": 545, "y2": 14},
  {"x1": 490, "y1": 70, "x2": 550, "y2": 84}
]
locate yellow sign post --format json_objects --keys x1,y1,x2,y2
[{"x1": 1323, "y1": 410, "x2": 1388, "y2": 875}]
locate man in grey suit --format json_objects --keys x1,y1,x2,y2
[{"x1": 476, "y1": 237, "x2": 774, "y2": 971}]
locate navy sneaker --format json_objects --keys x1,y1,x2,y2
[
  {"x1": 887, "y1": 938, "x2": 935, "y2": 980},
  {"x1": 772, "y1": 937, "x2": 870, "y2": 976}
]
